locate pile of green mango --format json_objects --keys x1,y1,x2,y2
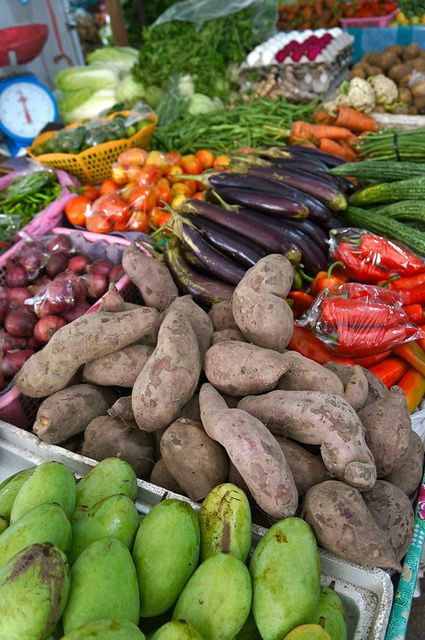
[{"x1": 0, "y1": 459, "x2": 348, "y2": 640}]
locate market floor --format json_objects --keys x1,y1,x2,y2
[{"x1": 407, "y1": 578, "x2": 425, "y2": 639}]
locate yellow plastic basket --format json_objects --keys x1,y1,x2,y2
[{"x1": 27, "y1": 111, "x2": 157, "y2": 185}]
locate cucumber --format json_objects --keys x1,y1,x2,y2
[
  {"x1": 349, "y1": 176, "x2": 425, "y2": 206},
  {"x1": 372, "y1": 201, "x2": 425, "y2": 223},
  {"x1": 343, "y1": 207, "x2": 425, "y2": 256},
  {"x1": 331, "y1": 161, "x2": 425, "y2": 182}
]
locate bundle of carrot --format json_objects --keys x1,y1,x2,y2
[{"x1": 289, "y1": 105, "x2": 378, "y2": 161}]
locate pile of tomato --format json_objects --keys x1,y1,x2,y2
[
  {"x1": 341, "y1": 0, "x2": 397, "y2": 18},
  {"x1": 65, "y1": 148, "x2": 230, "y2": 235}
]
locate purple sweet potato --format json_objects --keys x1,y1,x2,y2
[
  {"x1": 279, "y1": 352, "x2": 344, "y2": 397},
  {"x1": 122, "y1": 242, "x2": 177, "y2": 310},
  {"x1": 384, "y1": 431, "x2": 424, "y2": 496},
  {"x1": 83, "y1": 344, "x2": 153, "y2": 387}
]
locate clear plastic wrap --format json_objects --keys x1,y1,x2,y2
[
  {"x1": 329, "y1": 228, "x2": 425, "y2": 284},
  {"x1": 299, "y1": 283, "x2": 425, "y2": 357}
]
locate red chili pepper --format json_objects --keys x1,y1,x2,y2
[
  {"x1": 416, "y1": 326, "x2": 425, "y2": 352},
  {"x1": 360, "y1": 233, "x2": 425, "y2": 276},
  {"x1": 329, "y1": 324, "x2": 418, "y2": 358},
  {"x1": 353, "y1": 351, "x2": 391, "y2": 368},
  {"x1": 333, "y1": 241, "x2": 389, "y2": 283},
  {"x1": 320, "y1": 297, "x2": 405, "y2": 329},
  {"x1": 392, "y1": 341, "x2": 425, "y2": 378},
  {"x1": 288, "y1": 325, "x2": 355, "y2": 365},
  {"x1": 403, "y1": 304, "x2": 425, "y2": 325},
  {"x1": 386, "y1": 272, "x2": 425, "y2": 291},
  {"x1": 288, "y1": 290, "x2": 314, "y2": 312},
  {"x1": 398, "y1": 367, "x2": 425, "y2": 412},
  {"x1": 400, "y1": 285, "x2": 425, "y2": 306},
  {"x1": 310, "y1": 262, "x2": 347, "y2": 296},
  {"x1": 369, "y1": 357, "x2": 409, "y2": 388}
]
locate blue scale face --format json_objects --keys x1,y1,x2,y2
[{"x1": 0, "y1": 78, "x2": 57, "y2": 143}]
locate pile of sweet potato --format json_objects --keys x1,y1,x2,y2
[{"x1": 17, "y1": 243, "x2": 423, "y2": 572}]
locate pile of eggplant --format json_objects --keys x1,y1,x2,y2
[{"x1": 164, "y1": 146, "x2": 352, "y2": 305}]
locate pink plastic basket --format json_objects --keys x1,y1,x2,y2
[
  {"x1": 340, "y1": 8, "x2": 398, "y2": 28},
  {"x1": 0, "y1": 228, "x2": 146, "y2": 429}
]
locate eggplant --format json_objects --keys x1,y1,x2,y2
[
  {"x1": 164, "y1": 240, "x2": 234, "y2": 306},
  {"x1": 187, "y1": 214, "x2": 266, "y2": 267},
  {"x1": 322, "y1": 173, "x2": 357, "y2": 195},
  {"x1": 320, "y1": 216, "x2": 345, "y2": 231},
  {"x1": 208, "y1": 186, "x2": 308, "y2": 219},
  {"x1": 279, "y1": 218, "x2": 328, "y2": 252},
  {"x1": 181, "y1": 200, "x2": 301, "y2": 263},
  {"x1": 180, "y1": 222, "x2": 246, "y2": 285},
  {"x1": 282, "y1": 145, "x2": 345, "y2": 168},
  {"x1": 270, "y1": 158, "x2": 330, "y2": 172}
]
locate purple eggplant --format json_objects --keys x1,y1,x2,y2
[
  {"x1": 279, "y1": 218, "x2": 328, "y2": 251},
  {"x1": 320, "y1": 216, "x2": 344, "y2": 231},
  {"x1": 208, "y1": 186, "x2": 308, "y2": 219},
  {"x1": 164, "y1": 240, "x2": 234, "y2": 306},
  {"x1": 283, "y1": 145, "x2": 345, "y2": 167}
]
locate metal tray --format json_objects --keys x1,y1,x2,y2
[{"x1": 0, "y1": 421, "x2": 392, "y2": 640}]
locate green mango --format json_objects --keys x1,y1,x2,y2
[
  {"x1": 140, "y1": 612, "x2": 172, "y2": 637},
  {"x1": 309, "y1": 587, "x2": 347, "y2": 640},
  {"x1": 73, "y1": 458, "x2": 137, "y2": 521},
  {"x1": 199, "y1": 483, "x2": 252, "y2": 563},
  {"x1": 69, "y1": 494, "x2": 138, "y2": 563},
  {"x1": 0, "y1": 517, "x2": 7, "y2": 534},
  {"x1": 250, "y1": 517, "x2": 320, "y2": 640},
  {"x1": 0, "y1": 503, "x2": 72, "y2": 565},
  {"x1": 151, "y1": 621, "x2": 203, "y2": 640},
  {"x1": 10, "y1": 462, "x2": 75, "y2": 523},
  {"x1": 133, "y1": 499, "x2": 200, "y2": 617},
  {"x1": 0, "y1": 467, "x2": 34, "y2": 520},
  {"x1": 0, "y1": 542, "x2": 70, "y2": 640},
  {"x1": 284, "y1": 624, "x2": 331, "y2": 639},
  {"x1": 173, "y1": 552, "x2": 252, "y2": 640},
  {"x1": 59, "y1": 619, "x2": 145, "y2": 639},
  {"x1": 235, "y1": 612, "x2": 262, "y2": 640},
  {"x1": 62, "y1": 537, "x2": 140, "y2": 634}
]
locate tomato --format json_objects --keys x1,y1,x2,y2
[
  {"x1": 112, "y1": 216, "x2": 130, "y2": 232},
  {"x1": 81, "y1": 185, "x2": 100, "y2": 202},
  {"x1": 193, "y1": 191, "x2": 206, "y2": 201},
  {"x1": 117, "y1": 148, "x2": 147, "y2": 166},
  {"x1": 120, "y1": 180, "x2": 138, "y2": 201},
  {"x1": 127, "y1": 210, "x2": 150, "y2": 233},
  {"x1": 145, "y1": 150, "x2": 169, "y2": 174},
  {"x1": 157, "y1": 211, "x2": 171, "y2": 227},
  {"x1": 86, "y1": 213, "x2": 113, "y2": 234},
  {"x1": 172, "y1": 182, "x2": 193, "y2": 197},
  {"x1": 172, "y1": 193, "x2": 187, "y2": 207},
  {"x1": 111, "y1": 163, "x2": 128, "y2": 185},
  {"x1": 156, "y1": 178, "x2": 172, "y2": 205},
  {"x1": 127, "y1": 186, "x2": 157, "y2": 213},
  {"x1": 181, "y1": 154, "x2": 203, "y2": 175},
  {"x1": 100, "y1": 179, "x2": 119, "y2": 196},
  {"x1": 65, "y1": 196, "x2": 91, "y2": 227},
  {"x1": 166, "y1": 150, "x2": 181, "y2": 165},
  {"x1": 166, "y1": 165, "x2": 184, "y2": 185},
  {"x1": 135, "y1": 165, "x2": 161, "y2": 186},
  {"x1": 213, "y1": 155, "x2": 231, "y2": 169},
  {"x1": 195, "y1": 149, "x2": 215, "y2": 169},
  {"x1": 150, "y1": 206, "x2": 165, "y2": 228},
  {"x1": 93, "y1": 194, "x2": 130, "y2": 223}
]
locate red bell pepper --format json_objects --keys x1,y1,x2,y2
[
  {"x1": 403, "y1": 304, "x2": 425, "y2": 325},
  {"x1": 288, "y1": 290, "x2": 314, "y2": 312},
  {"x1": 369, "y1": 357, "x2": 409, "y2": 388},
  {"x1": 359, "y1": 233, "x2": 425, "y2": 277},
  {"x1": 400, "y1": 285, "x2": 425, "y2": 306},
  {"x1": 320, "y1": 297, "x2": 405, "y2": 329},
  {"x1": 398, "y1": 368, "x2": 425, "y2": 412},
  {"x1": 329, "y1": 324, "x2": 418, "y2": 358},
  {"x1": 342, "y1": 283, "x2": 401, "y2": 306},
  {"x1": 333, "y1": 241, "x2": 389, "y2": 283},
  {"x1": 288, "y1": 325, "x2": 355, "y2": 365},
  {"x1": 310, "y1": 261, "x2": 347, "y2": 296},
  {"x1": 353, "y1": 351, "x2": 391, "y2": 368},
  {"x1": 386, "y1": 271, "x2": 425, "y2": 291},
  {"x1": 392, "y1": 341, "x2": 425, "y2": 378}
]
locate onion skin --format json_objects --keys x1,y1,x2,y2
[
  {"x1": 109, "y1": 265, "x2": 124, "y2": 282},
  {"x1": 45, "y1": 234, "x2": 73, "y2": 256},
  {"x1": 86, "y1": 272, "x2": 108, "y2": 299},
  {"x1": 89, "y1": 259, "x2": 113, "y2": 278},
  {"x1": 0, "y1": 299, "x2": 8, "y2": 322},
  {"x1": 6, "y1": 287, "x2": 31, "y2": 307},
  {"x1": 5, "y1": 307, "x2": 37, "y2": 338},
  {"x1": 45, "y1": 253, "x2": 69, "y2": 278},
  {"x1": 34, "y1": 316, "x2": 67, "y2": 344},
  {"x1": 2, "y1": 349, "x2": 35, "y2": 379},
  {"x1": 68, "y1": 255, "x2": 92, "y2": 275},
  {"x1": 61, "y1": 298, "x2": 90, "y2": 322},
  {"x1": 6, "y1": 265, "x2": 29, "y2": 288},
  {"x1": 0, "y1": 330, "x2": 27, "y2": 353}
]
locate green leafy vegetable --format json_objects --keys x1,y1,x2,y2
[
  {"x1": 56, "y1": 67, "x2": 119, "y2": 93},
  {"x1": 86, "y1": 46, "x2": 139, "y2": 75}
]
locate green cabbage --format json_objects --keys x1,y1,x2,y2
[
  {"x1": 55, "y1": 66, "x2": 119, "y2": 93},
  {"x1": 61, "y1": 89, "x2": 117, "y2": 123},
  {"x1": 86, "y1": 47, "x2": 139, "y2": 75},
  {"x1": 115, "y1": 76, "x2": 146, "y2": 103},
  {"x1": 187, "y1": 93, "x2": 220, "y2": 116}
]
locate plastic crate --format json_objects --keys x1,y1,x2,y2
[
  {"x1": 340, "y1": 9, "x2": 398, "y2": 28},
  {"x1": 0, "y1": 228, "x2": 146, "y2": 429}
]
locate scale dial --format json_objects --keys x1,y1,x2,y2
[{"x1": 0, "y1": 79, "x2": 57, "y2": 142}]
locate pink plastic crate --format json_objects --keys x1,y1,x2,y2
[
  {"x1": 0, "y1": 228, "x2": 146, "y2": 429},
  {"x1": 340, "y1": 8, "x2": 398, "y2": 28}
]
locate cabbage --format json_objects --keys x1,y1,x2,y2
[
  {"x1": 55, "y1": 66, "x2": 119, "y2": 92},
  {"x1": 61, "y1": 89, "x2": 117, "y2": 123},
  {"x1": 86, "y1": 47, "x2": 138, "y2": 76},
  {"x1": 115, "y1": 76, "x2": 146, "y2": 103},
  {"x1": 187, "y1": 93, "x2": 219, "y2": 116}
]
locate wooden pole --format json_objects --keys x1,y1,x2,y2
[{"x1": 105, "y1": 0, "x2": 129, "y2": 46}]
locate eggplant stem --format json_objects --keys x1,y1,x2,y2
[{"x1": 210, "y1": 189, "x2": 238, "y2": 212}]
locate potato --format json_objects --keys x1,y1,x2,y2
[
  {"x1": 365, "y1": 52, "x2": 384, "y2": 68},
  {"x1": 205, "y1": 341, "x2": 289, "y2": 396},
  {"x1": 150, "y1": 459, "x2": 186, "y2": 495},
  {"x1": 160, "y1": 419, "x2": 228, "y2": 501},
  {"x1": 358, "y1": 386, "x2": 411, "y2": 477},
  {"x1": 412, "y1": 80, "x2": 425, "y2": 99},
  {"x1": 364, "y1": 64, "x2": 383, "y2": 77},
  {"x1": 275, "y1": 437, "x2": 329, "y2": 497},
  {"x1": 200, "y1": 383, "x2": 298, "y2": 519},
  {"x1": 208, "y1": 301, "x2": 237, "y2": 331},
  {"x1": 414, "y1": 95, "x2": 425, "y2": 113},
  {"x1": 108, "y1": 395, "x2": 134, "y2": 421},
  {"x1": 166, "y1": 296, "x2": 213, "y2": 363},
  {"x1": 83, "y1": 344, "x2": 153, "y2": 387},
  {"x1": 212, "y1": 329, "x2": 246, "y2": 344},
  {"x1": 279, "y1": 352, "x2": 344, "y2": 397},
  {"x1": 389, "y1": 63, "x2": 413, "y2": 83},
  {"x1": 351, "y1": 63, "x2": 367, "y2": 79},
  {"x1": 412, "y1": 58, "x2": 425, "y2": 71},
  {"x1": 400, "y1": 72, "x2": 414, "y2": 87},
  {"x1": 399, "y1": 87, "x2": 413, "y2": 104},
  {"x1": 385, "y1": 44, "x2": 404, "y2": 56},
  {"x1": 384, "y1": 431, "x2": 424, "y2": 495},
  {"x1": 16, "y1": 308, "x2": 159, "y2": 398},
  {"x1": 33, "y1": 384, "x2": 114, "y2": 444},
  {"x1": 363, "y1": 480, "x2": 414, "y2": 561},
  {"x1": 122, "y1": 242, "x2": 177, "y2": 310},
  {"x1": 132, "y1": 309, "x2": 201, "y2": 432},
  {"x1": 238, "y1": 391, "x2": 376, "y2": 491},
  {"x1": 302, "y1": 481, "x2": 401, "y2": 571},
  {"x1": 232, "y1": 255, "x2": 294, "y2": 352},
  {"x1": 324, "y1": 363, "x2": 368, "y2": 410},
  {"x1": 403, "y1": 42, "x2": 420, "y2": 60},
  {"x1": 82, "y1": 415, "x2": 155, "y2": 478},
  {"x1": 377, "y1": 50, "x2": 401, "y2": 72},
  {"x1": 361, "y1": 367, "x2": 388, "y2": 406}
]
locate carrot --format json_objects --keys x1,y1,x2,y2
[
  {"x1": 300, "y1": 142, "x2": 317, "y2": 149},
  {"x1": 346, "y1": 133, "x2": 361, "y2": 147},
  {"x1": 311, "y1": 125, "x2": 352, "y2": 140},
  {"x1": 338, "y1": 139, "x2": 358, "y2": 161},
  {"x1": 290, "y1": 121, "x2": 316, "y2": 144},
  {"x1": 314, "y1": 111, "x2": 334, "y2": 125},
  {"x1": 335, "y1": 105, "x2": 378, "y2": 133},
  {"x1": 319, "y1": 138, "x2": 353, "y2": 161}
]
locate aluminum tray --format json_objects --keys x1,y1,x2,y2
[{"x1": 0, "y1": 421, "x2": 393, "y2": 639}]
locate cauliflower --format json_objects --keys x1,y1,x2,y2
[
  {"x1": 368, "y1": 74, "x2": 398, "y2": 106},
  {"x1": 341, "y1": 78, "x2": 376, "y2": 113}
]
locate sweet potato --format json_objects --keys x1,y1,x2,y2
[
  {"x1": 122, "y1": 243, "x2": 177, "y2": 309},
  {"x1": 361, "y1": 367, "x2": 388, "y2": 406},
  {"x1": 33, "y1": 384, "x2": 114, "y2": 444},
  {"x1": 99, "y1": 283, "x2": 126, "y2": 312},
  {"x1": 160, "y1": 419, "x2": 228, "y2": 501},
  {"x1": 279, "y1": 352, "x2": 344, "y2": 397},
  {"x1": 324, "y1": 363, "x2": 368, "y2": 410},
  {"x1": 358, "y1": 386, "x2": 411, "y2": 477},
  {"x1": 166, "y1": 295, "x2": 213, "y2": 363},
  {"x1": 132, "y1": 308, "x2": 201, "y2": 432},
  {"x1": 384, "y1": 431, "x2": 424, "y2": 495},
  {"x1": 208, "y1": 301, "x2": 237, "y2": 331},
  {"x1": 82, "y1": 415, "x2": 155, "y2": 478},
  {"x1": 108, "y1": 395, "x2": 134, "y2": 421},
  {"x1": 179, "y1": 394, "x2": 201, "y2": 423},
  {"x1": 275, "y1": 437, "x2": 329, "y2": 497},
  {"x1": 204, "y1": 341, "x2": 289, "y2": 396},
  {"x1": 83, "y1": 344, "x2": 153, "y2": 387},
  {"x1": 239, "y1": 391, "x2": 376, "y2": 490},
  {"x1": 150, "y1": 459, "x2": 186, "y2": 495},
  {"x1": 153, "y1": 426, "x2": 168, "y2": 460},
  {"x1": 199, "y1": 383, "x2": 298, "y2": 519},
  {"x1": 363, "y1": 480, "x2": 414, "y2": 561},
  {"x1": 302, "y1": 481, "x2": 401, "y2": 571},
  {"x1": 232, "y1": 255, "x2": 294, "y2": 352},
  {"x1": 212, "y1": 329, "x2": 247, "y2": 345},
  {"x1": 16, "y1": 308, "x2": 159, "y2": 398}
]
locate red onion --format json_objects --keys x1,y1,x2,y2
[
  {"x1": 86, "y1": 272, "x2": 108, "y2": 300},
  {"x1": 6, "y1": 265, "x2": 29, "y2": 288},
  {"x1": 6, "y1": 287, "x2": 31, "y2": 306},
  {"x1": 46, "y1": 253, "x2": 69, "y2": 278},
  {"x1": 61, "y1": 298, "x2": 90, "y2": 322},
  {"x1": 0, "y1": 287, "x2": 6, "y2": 300},
  {"x1": 45, "y1": 234, "x2": 73, "y2": 256},
  {"x1": 5, "y1": 307, "x2": 37, "y2": 338},
  {"x1": 26, "y1": 336, "x2": 37, "y2": 350},
  {"x1": 29, "y1": 275, "x2": 51, "y2": 294},
  {"x1": 0, "y1": 299, "x2": 8, "y2": 322},
  {"x1": 109, "y1": 264, "x2": 124, "y2": 282},
  {"x1": 34, "y1": 316, "x2": 66, "y2": 344},
  {"x1": 35, "y1": 278, "x2": 76, "y2": 318},
  {"x1": 2, "y1": 349, "x2": 35, "y2": 379},
  {"x1": 68, "y1": 255, "x2": 92, "y2": 275},
  {"x1": 0, "y1": 371, "x2": 6, "y2": 391},
  {"x1": 90, "y1": 259, "x2": 113, "y2": 278},
  {"x1": 0, "y1": 330, "x2": 27, "y2": 353}
]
